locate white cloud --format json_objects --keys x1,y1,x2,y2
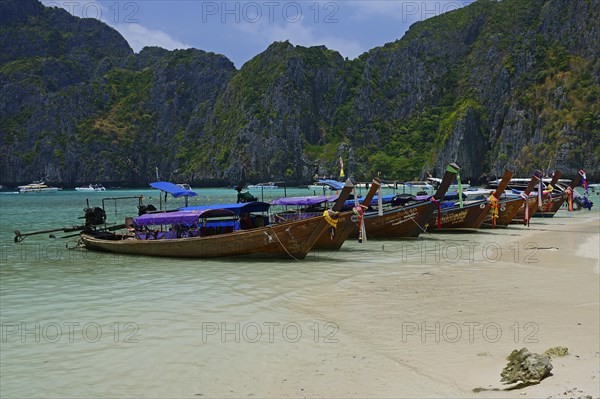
[
  {"x1": 318, "y1": 37, "x2": 364, "y2": 60},
  {"x1": 349, "y1": 0, "x2": 471, "y2": 23},
  {"x1": 40, "y1": 0, "x2": 191, "y2": 53},
  {"x1": 107, "y1": 23, "x2": 191, "y2": 53}
]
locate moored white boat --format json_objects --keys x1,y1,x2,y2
[
  {"x1": 75, "y1": 184, "x2": 105, "y2": 192},
  {"x1": 18, "y1": 182, "x2": 60, "y2": 193},
  {"x1": 427, "y1": 177, "x2": 470, "y2": 192},
  {"x1": 307, "y1": 179, "x2": 344, "y2": 192},
  {"x1": 247, "y1": 182, "x2": 278, "y2": 189}
]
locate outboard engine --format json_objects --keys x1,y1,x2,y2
[
  {"x1": 83, "y1": 207, "x2": 106, "y2": 227},
  {"x1": 137, "y1": 204, "x2": 157, "y2": 216}
]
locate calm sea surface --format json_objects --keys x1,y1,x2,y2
[{"x1": 1, "y1": 187, "x2": 598, "y2": 397}]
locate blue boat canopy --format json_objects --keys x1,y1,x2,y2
[
  {"x1": 443, "y1": 191, "x2": 467, "y2": 201},
  {"x1": 150, "y1": 181, "x2": 198, "y2": 198},
  {"x1": 315, "y1": 179, "x2": 344, "y2": 190},
  {"x1": 179, "y1": 201, "x2": 270, "y2": 215},
  {"x1": 343, "y1": 194, "x2": 395, "y2": 207}
]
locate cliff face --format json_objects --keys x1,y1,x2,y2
[
  {"x1": 1, "y1": 0, "x2": 598, "y2": 185},
  {"x1": 196, "y1": 42, "x2": 350, "y2": 184},
  {"x1": 0, "y1": 0, "x2": 235, "y2": 185},
  {"x1": 347, "y1": 0, "x2": 599, "y2": 181}
]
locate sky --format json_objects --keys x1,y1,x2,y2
[{"x1": 40, "y1": 0, "x2": 474, "y2": 68}]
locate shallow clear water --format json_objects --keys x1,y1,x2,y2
[{"x1": 1, "y1": 187, "x2": 598, "y2": 397}]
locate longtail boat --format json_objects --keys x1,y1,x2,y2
[
  {"x1": 482, "y1": 170, "x2": 543, "y2": 228},
  {"x1": 79, "y1": 180, "x2": 354, "y2": 259},
  {"x1": 511, "y1": 196, "x2": 539, "y2": 225},
  {"x1": 349, "y1": 164, "x2": 459, "y2": 239},
  {"x1": 509, "y1": 171, "x2": 561, "y2": 221},
  {"x1": 427, "y1": 169, "x2": 514, "y2": 231},
  {"x1": 272, "y1": 178, "x2": 382, "y2": 251},
  {"x1": 533, "y1": 173, "x2": 582, "y2": 217}
]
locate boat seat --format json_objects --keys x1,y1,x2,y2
[
  {"x1": 135, "y1": 232, "x2": 147, "y2": 240},
  {"x1": 206, "y1": 221, "x2": 237, "y2": 234},
  {"x1": 441, "y1": 201, "x2": 455, "y2": 209},
  {"x1": 186, "y1": 229, "x2": 199, "y2": 237},
  {"x1": 163, "y1": 231, "x2": 178, "y2": 239}
]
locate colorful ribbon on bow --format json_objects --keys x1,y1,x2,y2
[
  {"x1": 430, "y1": 196, "x2": 442, "y2": 229},
  {"x1": 538, "y1": 179, "x2": 543, "y2": 206},
  {"x1": 579, "y1": 170, "x2": 588, "y2": 194},
  {"x1": 446, "y1": 164, "x2": 463, "y2": 208},
  {"x1": 323, "y1": 209, "x2": 339, "y2": 239},
  {"x1": 519, "y1": 192, "x2": 530, "y2": 226},
  {"x1": 353, "y1": 205, "x2": 367, "y2": 243},
  {"x1": 489, "y1": 193, "x2": 499, "y2": 228},
  {"x1": 565, "y1": 187, "x2": 574, "y2": 212}
]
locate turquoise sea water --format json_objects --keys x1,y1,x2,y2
[{"x1": 0, "y1": 187, "x2": 598, "y2": 397}]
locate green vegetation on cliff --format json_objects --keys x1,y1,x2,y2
[{"x1": 0, "y1": 0, "x2": 598, "y2": 185}]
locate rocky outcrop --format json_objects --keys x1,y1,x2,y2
[{"x1": 501, "y1": 347, "x2": 553, "y2": 386}]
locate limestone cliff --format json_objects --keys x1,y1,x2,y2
[{"x1": 1, "y1": 0, "x2": 598, "y2": 185}]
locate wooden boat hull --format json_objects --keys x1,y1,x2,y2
[
  {"x1": 313, "y1": 211, "x2": 356, "y2": 251},
  {"x1": 532, "y1": 192, "x2": 566, "y2": 217},
  {"x1": 427, "y1": 201, "x2": 490, "y2": 231},
  {"x1": 511, "y1": 196, "x2": 539, "y2": 224},
  {"x1": 482, "y1": 197, "x2": 524, "y2": 228},
  {"x1": 350, "y1": 201, "x2": 435, "y2": 239},
  {"x1": 80, "y1": 216, "x2": 328, "y2": 259}
]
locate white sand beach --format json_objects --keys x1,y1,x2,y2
[{"x1": 189, "y1": 213, "x2": 599, "y2": 398}]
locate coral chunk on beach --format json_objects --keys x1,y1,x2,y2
[
  {"x1": 501, "y1": 348, "x2": 553, "y2": 385},
  {"x1": 544, "y1": 346, "x2": 569, "y2": 358}
]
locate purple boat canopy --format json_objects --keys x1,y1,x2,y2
[
  {"x1": 133, "y1": 211, "x2": 206, "y2": 226},
  {"x1": 179, "y1": 202, "x2": 270, "y2": 215},
  {"x1": 270, "y1": 195, "x2": 338, "y2": 206}
]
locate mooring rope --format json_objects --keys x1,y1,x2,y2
[{"x1": 267, "y1": 226, "x2": 301, "y2": 262}]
